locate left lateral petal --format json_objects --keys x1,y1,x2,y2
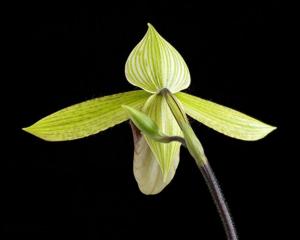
[
  {"x1": 23, "y1": 90, "x2": 150, "y2": 141},
  {"x1": 142, "y1": 94, "x2": 182, "y2": 180}
]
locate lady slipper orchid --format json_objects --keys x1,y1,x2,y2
[
  {"x1": 24, "y1": 23, "x2": 276, "y2": 240},
  {"x1": 23, "y1": 22, "x2": 275, "y2": 193}
]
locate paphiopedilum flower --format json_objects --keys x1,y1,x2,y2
[{"x1": 24, "y1": 23, "x2": 275, "y2": 196}]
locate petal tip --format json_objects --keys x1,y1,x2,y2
[
  {"x1": 22, "y1": 125, "x2": 45, "y2": 140},
  {"x1": 243, "y1": 124, "x2": 277, "y2": 141},
  {"x1": 22, "y1": 125, "x2": 33, "y2": 134},
  {"x1": 265, "y1": 124, "x2": 277, "y2": 135},
  {"x1": 22, "y1": 125, "x2": 46, "y2": 140}
]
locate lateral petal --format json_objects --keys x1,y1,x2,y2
[
  {"x1": 23, "y1": 90, "x2": 150, "y2": 141},
  {"x1": 176, "y1": 92, "x2": 276, "y2": 141}
]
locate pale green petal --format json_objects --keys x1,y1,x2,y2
[
  {"x1": 23, "y1": 90, "x2": 150, "y2": 141},
  {"x1": 142, "y1": 94, "x2": 182, "y2": 180},
  {"x1": 176, "y1": 92, "x2": 276, "y2": 141},
  {"x1": 125, "y1": 23, "x2": 190, "y2": 94},
  {"x1": 131, "y1": 124, "x2": 179, "y2": 195}
]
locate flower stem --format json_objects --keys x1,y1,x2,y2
[
  {"x1": 198, "y1": 161, "x2": 238, "y2": 240},
  {"x1": 161, "y1": 88, "x2": 238, "y2": 240}
]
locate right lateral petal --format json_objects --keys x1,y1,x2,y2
[{"x1": 176, "y1": 92, "x2": 276, "y2": 141}]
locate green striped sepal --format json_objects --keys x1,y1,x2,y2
[{"x1": 125, "y1": 23, "x2": 190, "y2": 94}]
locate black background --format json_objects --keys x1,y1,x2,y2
[{"x1": 3, "y1": 1, "x2": 292, "y2": 239}]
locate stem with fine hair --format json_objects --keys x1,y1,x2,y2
[{"x1": 161, "y1": 88, "x2": 238, "y2": 240}]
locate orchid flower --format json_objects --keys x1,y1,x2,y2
[{"x1": 23, "y1": 23, "x2": 276, "y2": 240}]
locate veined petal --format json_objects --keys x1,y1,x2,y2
[
  {"x1": 142, "y1": 93, "x2": 182, "y2": 180},
  {"x1": 23, "y1": 90, "x2": 150, "y2": 141},
  {"x1": 131, "y1": 123, "x2": 179, "y2": 195},
  {"x1": 176, "y1": 92, "x2": 276, "y2": 141},
  {"x1": 125, "y1": 23, "x2": 190, "y2": 94}
]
